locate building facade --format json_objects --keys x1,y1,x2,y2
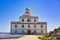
[{"x1": 10, "y1": 7, "x2": 47, "y2": 34}]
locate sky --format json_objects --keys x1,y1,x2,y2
[{"x1": 0, "y1": 0, "x2": 60, "y2": 33}]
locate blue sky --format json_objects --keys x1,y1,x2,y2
[{"x1": 0, "y1": 0, "x2": 60, "y2": 32}]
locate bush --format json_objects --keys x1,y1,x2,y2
[{"x1": 38, "y1": 35, "x2": 49, "y2": 40}]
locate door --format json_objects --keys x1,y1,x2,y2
[{"x1": 27, "y1": 30, "x2": 31, "y2": 34}]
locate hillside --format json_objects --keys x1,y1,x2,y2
[{"x1": 38, "y1": 27, "x2": 60, "y2": 40}]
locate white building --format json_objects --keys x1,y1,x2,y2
[{"x1": 10, "y1": 6, "x2": 47, "y2": 34}]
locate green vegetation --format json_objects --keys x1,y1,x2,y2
[
  {"x1": 38, "y1": 35, "x2": 49, "y2": 40},
  {"x1": 38, "y1": 27, "x2": 60, "y2": 40}
]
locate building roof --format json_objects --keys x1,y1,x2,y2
[
  {"x1": 11, "y1": 21, "x2": 47, "y2": 24},
  {"x1": 20, "y1": 16, "x2": 38, "y2": 18},
  {"x1": 19, "y1": 5, "x2": 38, "y2": 18},
  {"x1": 22, "y1": 5, "x2": 32, "y2": 16}
]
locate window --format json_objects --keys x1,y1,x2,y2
[
  {"x1": 22, "y1": 24, "x2": 24, "y2": 28},
  {"x1": 41, "y1": 30, "x2": 43, "y2": 33},
  {"x1": 34, "y1": 19, "x2": 36, "y2": 22},
  {"x1": 41, "y1": 25, "x2": 43, "y2": 28},
  {"x1": 15, "y1": 25, "x2": 17, "y2": 28},
  {"x1": 27, "y1": 19, "x2": 31, "y2": 22},
  {"x1": 34, "y1": 30, "x2": 36, "y2": 33},
  {"x1": 22, "y1": 30, "x2": 24, "y2": 32},
  {"x1": 22, "y1": 19, "x2": 24, "y2": 22},
  {"x1": 34, "y1": 24, "x2": 36, "y2": 28},
  {"x1": 28, "y1": 24, "x2": 30, "y2": 28},
  {"x1": 21, "y1": 30, "x2": 24, "y2": 34},
  {"x1": 15, "y1": 30, "x2": 17, "y2": 33}
]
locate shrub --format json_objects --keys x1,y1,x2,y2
[{"x1": 38, "y1": 35, "x2": 49, "y2": 40}]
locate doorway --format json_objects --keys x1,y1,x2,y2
[{"x1": 27, "y1": 30, "x2": 31, "y2": 34}]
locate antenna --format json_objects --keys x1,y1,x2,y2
[
  {"x1": 25, "y1": 4, "x2": 30, "y2": 13},
  {"x1": 27, "y1": 4, "x2": 30, "y2": 9}
]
